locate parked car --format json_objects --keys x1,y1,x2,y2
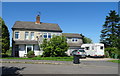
[{"x1": 70, "y1": 49, "x2": 86, "y2": 58}]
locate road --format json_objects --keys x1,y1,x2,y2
[{"x1": 1, "y1": 60, "x2": 118, "y2": 75}]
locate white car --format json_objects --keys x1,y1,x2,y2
[{"x1": 70, "y1": 49, "x2": 86, "y2": 58}]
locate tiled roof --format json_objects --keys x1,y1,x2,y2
[
  {"x1": 12, "y1": 21, "x2": 62, "y2": 32},
  {"x1": 13, "y1": 40, "x2": 38, "y2": 44},
  {"x1": 68, "y1": 43, "x2": 82, "y2": 47},
  {"x1": 62, "y1": 33, "x2": 82, "y2": 38}
]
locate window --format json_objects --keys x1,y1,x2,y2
[
  {"x1": 25, "y1": 32, "x2": 29, "y2": 40},
  {"x1": 85, "y1": 47, "x2": 89, "y2": 50},
  {"x1": 30, "y1": 32, "x2": 34, "y2": 40},
  {"x1": 48, "y1": 33, "x2": 51, "y2": 38},
  {"x1": 92, "y1": 46, "x2": 94, "y2": 50},
  {"x1": 43, "y1": 33, "x2": 47, "y2": 38},
  {"x1": 56, "y1": 33, "x2": 60, "y2": 36},
  {"x1": 15, "y1": 32, "x2": 19, "y2": 39},
  {"x1": 72, "y1": 38, "x2": 78, "y2": 42},
  {"x1": 100, "y1": 46, "x2": 103, "y2": 50}
]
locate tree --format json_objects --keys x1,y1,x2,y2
[
  {"x1": 81, "y1": 34, "x2": 93, "y2": 44},
  {"x1": 0, "y1": 17, "x2": 10, "y2": 54},
  {"x1": 100, "y1": 10, "x2": 120, "y2": 48},
  {"x1": 41, "y1": 35, "x2": 68, "y2": 57}
]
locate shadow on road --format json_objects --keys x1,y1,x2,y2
[{"x1": 1, "y1": 66, "x2": 26, "y2": 76}]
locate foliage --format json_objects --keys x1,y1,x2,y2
[
  {"x1": 41, "y1": 35, "x2": 68, "y2": 57},
  {"x1": 100, "y1": 10, "x2": 120, "y2": 48},
  {"x1": 81, "y1": 34, "x2": 93, "y2": 43},
  {"x1": 27, "y1": 51, "x2": 35, "y2": 58},
  {"x1": 0, "y1": 17, "x2": 10, "y2": 54},
  {"x1": 105, "y1": 47, "x2": 120, "y2": 59},
  {"x1": 100, "y1": 10, "x2": 120, "y2": 59}
]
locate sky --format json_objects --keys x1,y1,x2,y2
[{"x1": 2, "y1": 2, "x2": 119, "y2": 46}]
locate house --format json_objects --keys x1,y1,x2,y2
[
  {"x1": 12, "y1": 15, "x2": 83, "y2": 57},
  {"x1": 62, "y1": 33, "x2": 83, "y2": 56}
]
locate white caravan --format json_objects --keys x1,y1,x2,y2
[{"x1": 81, "y1": 43, "x2": 104, "y2": 57}]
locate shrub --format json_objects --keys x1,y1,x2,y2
[
  {"x1": 41, "y1": 35, "x2": 68, "y2": 57},
  {"x1": 0, "y1": 53, "x2": 9, "y2": 58},
  {"x1": 105, "y1": 47, "x2": 120, "y2": 59},
  {"x1": 27, "y1": 51, "x2": 35, "y2": 58}
]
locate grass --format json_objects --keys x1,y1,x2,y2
[
  {"x1": 0, "y1": 56, "x2": 73, "y2": 61},
  {"x1": 108, "y1": 60, "x2": 120, "y2": 63}
]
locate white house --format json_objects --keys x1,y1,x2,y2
[{"x1": 12, "y1": 15, "x2": 83, "y2": 57}]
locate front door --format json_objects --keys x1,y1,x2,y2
[
  {"x1": 26, "y1": 45, "x2": 33, "y2": 53},
  {"x1": 15, "y1": 45, "x2": 19, "y2": 57}
]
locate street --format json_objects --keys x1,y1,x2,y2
[{"x1": 1, "y1": 59, "x2": 118, "y2": 75}]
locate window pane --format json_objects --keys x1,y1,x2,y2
[
  {"x1": 25, "y1": 32, "x2": 29, "y2": 39},
  {"x1": 15, "y1": 32, "x2": 19, "y2": 39},
  {"x1": 31, "y1": 32, "x2": 34, "y2": 40},
  {"x1": 100, "y1": 46, "x2": 103, "y2": 50},
  {"x1": 48, "y1": 33, "x2": 51, "y2": 38},
  {"x1": 86, "y1": 47, "x2": 89, "y2": 50},
  {"x1": 44, "y1": 33, "x2": 47, "y2": 38}
]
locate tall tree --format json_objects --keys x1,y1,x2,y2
[
  {"x1": 81, "y1": 34, "x2": 93, "y2": 44},
  {"x1": 100, "y1": 10, "x2": 120, "y2": 48},
  {"x1": 0, "y1": 17, "x2": 10, "y2": 54}
]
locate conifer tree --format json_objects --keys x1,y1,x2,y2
[
  {"x1": 0, "y1": 17, "x2": 10, "y2": 54},
  {"x1": 100, "y1": 10, "x2": 120, "y2": 48}
]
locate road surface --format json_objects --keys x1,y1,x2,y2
[{"x1": 1, "y1": 60, "x2": 118, "y2": 74}]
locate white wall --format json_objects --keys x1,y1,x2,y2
[
  {"x1": 34, "y1": 44, "x2": 43, "y2": 56},
  {"x1": 19, "y1": 45, "x2": 26, "y2": 57}
]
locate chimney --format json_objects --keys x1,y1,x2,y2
[{"x1": 35, "y1": 15, "x2": 40, "y2": 24}]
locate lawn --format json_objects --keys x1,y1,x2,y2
[
  {"x1": 108, "y1": 60, "x2": 120, "y2": 63},
  {"x1": 0, "y1": 56, "x2": 73, "y2": 61}
]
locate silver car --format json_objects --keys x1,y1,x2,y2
[{"x1": 70, "y1": 49, "x2": 86, "y2": 58}]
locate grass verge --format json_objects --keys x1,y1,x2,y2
[
  {"x1": 0, "y1": 56, "x2": 73, "y2": 61},
  {"x1": 107, "y1": 60, "x2": 120, "y2": 63}
]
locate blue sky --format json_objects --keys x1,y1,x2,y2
[{"x1": 2, "y1": 2, "x2": 119, "y2": 46}]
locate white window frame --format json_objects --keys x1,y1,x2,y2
[
  {"x1": 15, "y1": 32, "x2": 19, "y2": 39},
  {"x1": 43, "y1": 33, "x2": 47, "y2": 38},
  {"x1": 48, "y1": 33, "x2": 51, "y2": 38},
  {"x1": 72, "y1": 38, "x2": 78, "y2": 42},
  {"x1": 30, "y1": 32, "x2": 34, "y2": 40},
  {"x1": 43, "y1": 33, "x2": 52, "y2": 38},
  {"x1": 25, "y1": 45, "x2": 33, "y2": 54},
  {"x1": 25, "y1": 32, "x2": 29, "y2": 40}
]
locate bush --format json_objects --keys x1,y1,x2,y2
[
  {"x1": 0, "y1": 53, "x2": 9, "y2": 58},
  {"x1": 105, "y1": 47, "x2": 120, "y2": 59},
  {"x1": 41, "y1": 35, "x2": 68, "y2": 57},
  {"x1": 27, "y1": 51, "x2": 35, "y2": 58}
]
